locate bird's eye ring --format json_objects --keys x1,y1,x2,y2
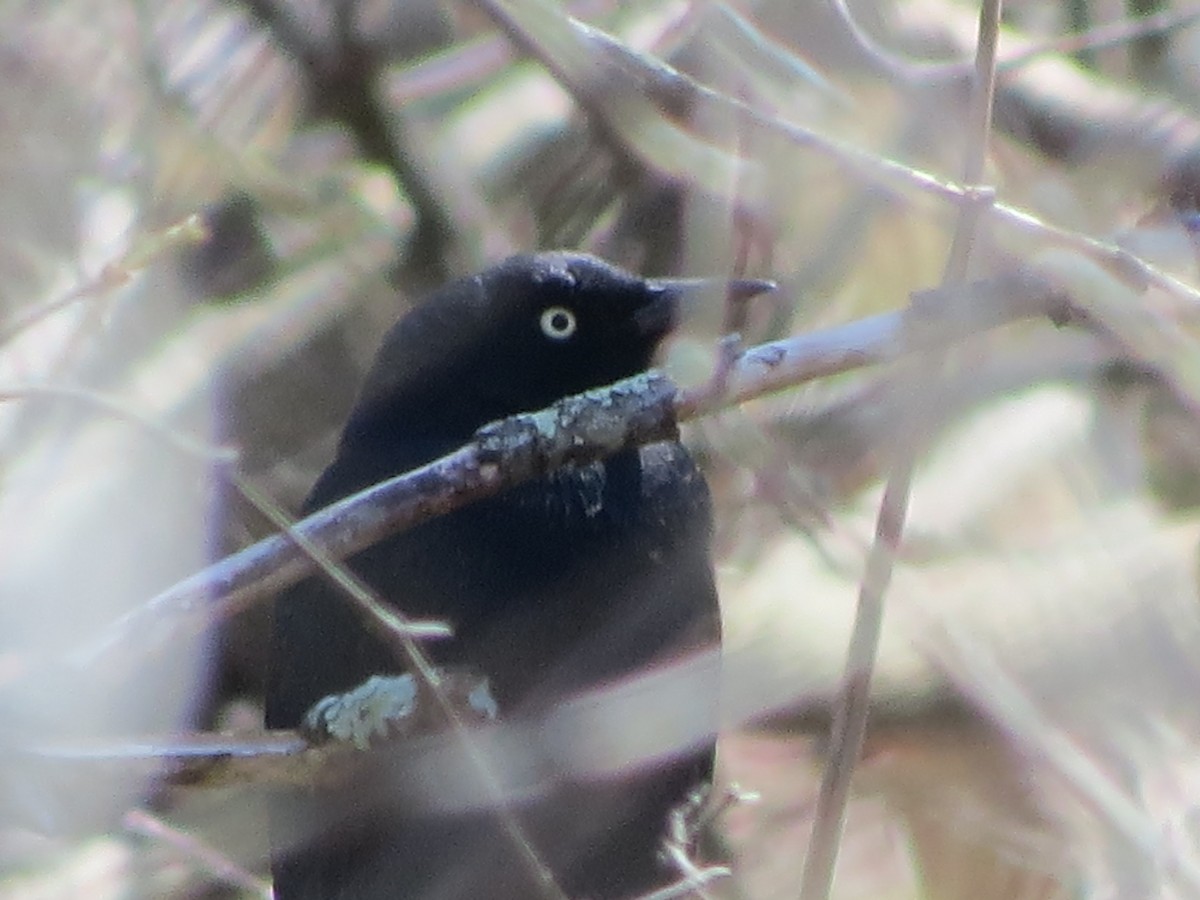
[{"x1": 539, "y1": 306, "x2": 577, "y2": 340}]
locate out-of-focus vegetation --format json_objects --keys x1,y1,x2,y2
[{"x1": 3, "y1": 1, "x2": 1200, "y2": 898}]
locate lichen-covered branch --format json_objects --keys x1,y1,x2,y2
[{"x1": 67, "y1": 270, "x2": 1068, "y2": 674}]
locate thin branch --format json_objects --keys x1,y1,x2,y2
[
  {"x1": 0, "y1": 384, "x2": 235, "y2": 463},
  {"x1": 897, "y1": 0, "x2": 1200, "y2": 221},
  {"x1": 993, "y1": 5, "x2": 1200, "y2": 73},
  {"x1": 799, "y1": 1, "x2": 1004, "y2": 896},
  {"x1": 210, "y1": 480, "x2": 547, "y2": 899},
  {"x1": 385, "y1": 0, "x2": 621, "y2": 104},
  {"x1": 637, "y1": 851, "x2": 730, "y2": 900},
  {"x1": 1035, "y1": 251, "x2": 1200, "y2": 422},
  {"x1": 32, "y1": 650, "x2": 741, "y2": 850},
  {"x1": 821, "y1": 0, "x2": 1200, "y2": 84},
  {"x1": 231, "y1": 473, "x2": 453, "y2": 646},
  {"x1": 34, "y1": 648, "x2": 725, "y2": 781},
  {"x1": 124, "y1": 808, "x2": 272, "y2": 898},
  {"x1": 0, "y1": 214, "x2": 206, "y2": 347},
  {"x1": 231, "y1": 475, "x2": 569, "y2": 899},
  {"x1": 59, "y1": 270, "x2": 1067, "y2": 678},
  {"x1": 65, "y1": 371, "x2": 677, "y2": 671},
  {"x1": 824, "y1": 0, "x2": 965, "y2": 83},
  {"x1": 479, "y1": 1, "x2": 1200, "y2": 310},
  {"x1": 708, "y1": 5, "x2": 849, "y2": 106}
]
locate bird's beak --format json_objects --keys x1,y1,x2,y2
[{"x1": 635, "y1": 276, "x2": 777, "y2": 339}]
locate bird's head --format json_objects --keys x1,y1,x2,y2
[{"x1": 337, "y1": 252, "x2": 772, "y2": 463}]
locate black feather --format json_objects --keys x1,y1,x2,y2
[{"x1": 265, "y1": 252, "x2": 737, "y2": 899}]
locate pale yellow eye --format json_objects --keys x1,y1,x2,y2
[{"x1": 539, "y1": 306, "x2": 577, "y2": 340}]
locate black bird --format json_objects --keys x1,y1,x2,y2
[{"x1": 265, "y1": 252, "x2": 772, "y2": 899}]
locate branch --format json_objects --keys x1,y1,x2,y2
[
  {"x1": 485, "y1": 0, "x2": 1200, "y2": 309},
  {"x1": 62, "y1": 270, "x2": 1068, "y2": 675},
  {"x1": 800, "y1": 1, "x2": 1003, "y2": 895},
  {"x1": 34, "y1": 649, "x2": 734, "y2": 800}
]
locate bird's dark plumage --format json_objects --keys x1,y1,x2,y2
[{"x1": 266, "y1": 253, "x2": 752, "y2": 899}]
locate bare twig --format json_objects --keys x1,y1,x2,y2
[
  {"x1": 898, "y1": 0, "x2": 1200, "y2": 219},
  {"x1": 799, "y1": 1, "x2": 1004, "y2": 897},
  {"x1": 0, "y1": 384, "x2": 235, "y2": 463},
  {"x1": 35, "y1": 648, "x2": 727, "y2": 791},
  {"x1": 1034, "y1": 250, "x2": 1200, "y2": 420},
  {"x1": 385, "y1": 0, "x2": 621, "y2": 104},
  {"x1": 124, "y1": 808, "x2": 272, "y2": 898},
  {"x1": 0, "y1": 215, "x2": 206, "y2": 347},
  {"x1": 993, "y1": 5, "x2": 1200, "y2": 73},
  {"x1": 637, "y1": 851, "x2": 729, "y2": 900},
  {"x1": 60, "y1": 271, "x2": 1066, "y2": 676},
  {"x1": 231, "y1": 473, "x2": 452, "y2": 647},
  {"x1": 231, "y1": 476, "x2": 570, "y2": 899},
  {"x1": 477, "y1": 1, "x2": 1200, "y2": 309}
]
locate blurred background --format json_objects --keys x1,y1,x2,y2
[{"x1": 3, "y1": 0, "x2": 1200, "y2": 897}]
